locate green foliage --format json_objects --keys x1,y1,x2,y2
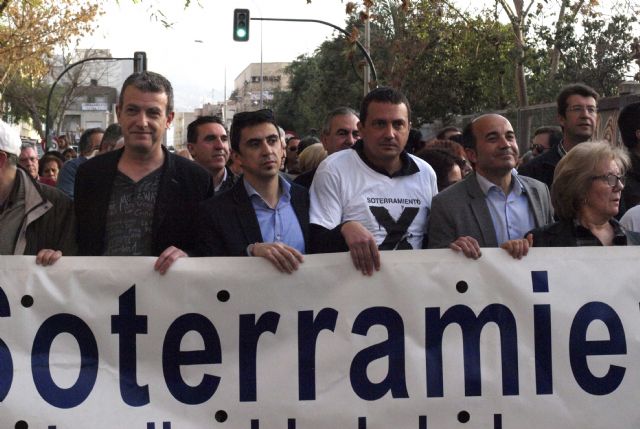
[
  {"x1": 527, "y1": 10, "x2": 637, "y2": 102},
  {"x1": 272, "y1": 36, "x2": 363, "y2": 134}
]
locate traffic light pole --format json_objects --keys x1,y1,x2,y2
[
  {"x1": 44, "y1": 55, "x2": 144, "y2": 149},
  {"x1": 250, "y1": 17, "x2": 378, "y2": 87}
]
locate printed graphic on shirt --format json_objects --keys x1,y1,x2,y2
[{"x1": 369, "y1": 206, "x2": 419, "y2": 250}]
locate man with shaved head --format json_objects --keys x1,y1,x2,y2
[{"x1": 427, "y1": 113, "x2": 553, "y2": 259}]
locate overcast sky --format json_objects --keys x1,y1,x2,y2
[{"x1": 79, "y1": 0, "x2": 350, "y2": 111}]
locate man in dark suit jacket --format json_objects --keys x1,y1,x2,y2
[
  {"x1": 427, "y1": 114, "x2": 554, "y2": 259},
  {"x1": 197, "y1": 109, "x2": 309, "y2": 273},
  {"x1": 74, "y1": 71, "x2": 213, "y2": 274}
]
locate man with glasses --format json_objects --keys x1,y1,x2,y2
[
  {"x1": 196, "y1": 109, "x2": 309, "y2": 274},
  {"x1": 294, "y1": 107, "x2": 360, "y2": 189},
  {"x1": 187, "y1": 115, "x2": 236, "y2": 195},
  {"x1": 0, "y1": 120, "x2": 75, "y2": 263},
  {"x1": 520, "y1": 83, "x2": 599, "y2": 187},
  {"x1": 74, "y1": 71, "x2": 213, "y2": 274},
  {"x1": 310, "y1": 87, "x2": 438, "y2": 275},
  {"x1": 18, "y1": 143, "x2": 40, "y2": 180},
  {"x1": 519, "y1": 126, "x2": 562, "y2": 167},
  {"x1": 284, "y1": 135, "x2": 301, "y2": 177}
]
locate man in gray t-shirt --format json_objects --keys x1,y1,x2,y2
[{"x1": 74, "y1": 71, "x2": 213, "y2": 274}]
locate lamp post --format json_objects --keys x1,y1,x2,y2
[{"x1": 44, "y1": 53, "x2": 146, "y2": 149}]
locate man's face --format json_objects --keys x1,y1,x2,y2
[
  {"x1": 116, "y1": 86, "x2": 174, "y2": 155},
  {"x1": 531, "y1": 132, "x2": 551, "y2": 156},
  {"x1": 188, "y1": 122, "x2": 229, "y2": 175},
  {"x1": 466, "y1": 114, "x2": 519, "y2": 177},
  {"x1": 233, "y1": 122, "x2": 283, "y2": 181},
  {"x1": 559, "y1": 94, "x2": 597, "y2": 144},
  {"x1": 285, "y1": 137, "x2": 300, "y2": 171},
  {"x1": 322, "y1": 113, "x2": 360, "y2": 154},
  {"x1": 19, "y1": 147, "x2": 39, "y2": 179},
  {"x1": 358, "y1": 101, "x2": 410, "y2": 165}
]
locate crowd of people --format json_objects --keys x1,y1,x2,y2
[{"x1": 2, "y1": 71, "x2": 639, "y2": 274}]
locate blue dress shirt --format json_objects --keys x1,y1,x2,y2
[{"x1": 243, "y1": 177, "x2": 306, "y2": 253}]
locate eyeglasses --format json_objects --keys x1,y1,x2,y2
[
  {"x1": 567, "y1": 105, "x2": 598, "y2": 115},
  {"x1": 591, "y1": 173, "x2": 625, "y2": 187}
]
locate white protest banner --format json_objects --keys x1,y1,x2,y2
[{"x1": 0, "y1": 248, "x2": 639, "y2": 429}]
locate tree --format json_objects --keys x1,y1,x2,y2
[
  {"x1": 528, "y1": 9, "x2": 637, "y2": 101},
  {"x1": 0, "y1": 0, "x2": 101, "y2": 137}
]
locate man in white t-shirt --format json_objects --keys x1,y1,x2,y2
[{"x1": 309, "y1": 87, "x2": 438, "y2": 275}]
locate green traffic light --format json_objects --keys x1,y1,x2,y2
[{"x1": 233, "y1": 8, "x2": 250, "y2": 41}]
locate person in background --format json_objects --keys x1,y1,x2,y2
[
  {"x1": 283, "y1": 135, "x2": 301, "y2": 177},
  {"x1": 415, "y1": 148, "x2": 464, "y2": 191},
  {"x1": 57, "y1": 127, "x2": 104, "y2": 199},
  {"x1": 18, "y1": 143, "x2": 39, "y2": 180},
  {"x1": 518, "y1": 125, "x2": 562, "y2": 167},
  {"x1": 98, "y1": 124, "x2": 123, "y2": 154},
  {"x1": 294, "y1": 107, "x2": 360, "y2": 188},
  {"x1": 617, "y1": 102, "x2": 640, "y2": 211},
  {"x1": 62, "y1": 147, "x2": 77, "y2": 161},
  {"x1": 186, "y1": 115, "x2": 236, "y2": 195},
  {"x1": 296, "y1": 143, "x2": 327, "y2": 175},
  {"x1": 436, "y1": 126, "x2": 462, "y2": 141},
  {"x1": 38, "y1": 152, "x2": 64, "y2": 186},
  {"x1": 519, "y1": 83, "x2": 599, "y2": 187},
  {"x1": 424, "y1": 138, "x2": 473, "y2": 176}
]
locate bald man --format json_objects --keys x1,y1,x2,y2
[{"x1": 427, "y1": 114, "x2": 553, "y2": 259}]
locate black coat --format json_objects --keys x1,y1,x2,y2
[
  {"x1": 74, "y1": 146, "x2": 213, "y2": 256},
  {"x1": 195, "y1": 177, "x2": 309, "y2": 256}
]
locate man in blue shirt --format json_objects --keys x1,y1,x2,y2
[
  {"x1": 57, "y1": 127, "x2": 103, "y2": 199},
  {"x1": 427, "y1": 113, "x2": 554, "y2": 259},
  {"x1": 196, "y1": 109, "x2": 309, "y2": 273}
]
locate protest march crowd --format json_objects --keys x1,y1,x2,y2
[{"x1": 2, "y1": 71, "x2": 640, "y2": 274}]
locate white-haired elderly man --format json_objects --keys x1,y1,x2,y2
[{"x1": 0, "y1": 120, "x2": 75, "y2": 264}]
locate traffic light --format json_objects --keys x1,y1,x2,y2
[
  {"x1": 133, "y1": 51, "x2": 147, "y2": 73},
  {"x1": 233, "y1": 9, "x2": 250, "y2": 42}
]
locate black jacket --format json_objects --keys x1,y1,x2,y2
[
  {"x1": 75, "y1": 146, "x2": 213, "y2": 256},
  {"x1": 195, "y1": 177, "x2": 309, "y2": 256}
]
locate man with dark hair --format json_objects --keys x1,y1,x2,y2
[
  {"x1": 57, "y1": 127, "x2": 104, "y2": 199},
  {"x1": 519, "y1": 125, "x2": 563, "y2": 166},
  {"x1": 310, "y1": 87, "x2": 437, "y2": 275},
  {"x1": 618, "y1": 101, "x2": 640, "y2": 209},
  {"x1": 75, "y1": 71, "x2": 213, "y2": 274},
  {"x1": 519, "y1": 83, "x2": 599, "y2": 187},
  {"x1": 427, "y1": 114, "x2": 553, "y2": 259},
  {"x1": 187, "y1": 115, "x2": 236, "y2": 194},
  {"x1": 197, "y1": 109, "x2": 309, "y2": 273},
  {"x1": 294, "y1": 107, "x2": 359, "y2": 188},
  {"x1": 0, "y1": 120, "x2": 75, "y2": 263},
  {"x1": 99, "y1": 123, "x2": 123, "y2": 154}
]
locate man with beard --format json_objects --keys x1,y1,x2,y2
[
  {"x1": 427, "y1": 114, "x2": 553, "y2": 259},
  {"x1": 519, "y1": 84, "x2": 599, "y2": 187}
]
